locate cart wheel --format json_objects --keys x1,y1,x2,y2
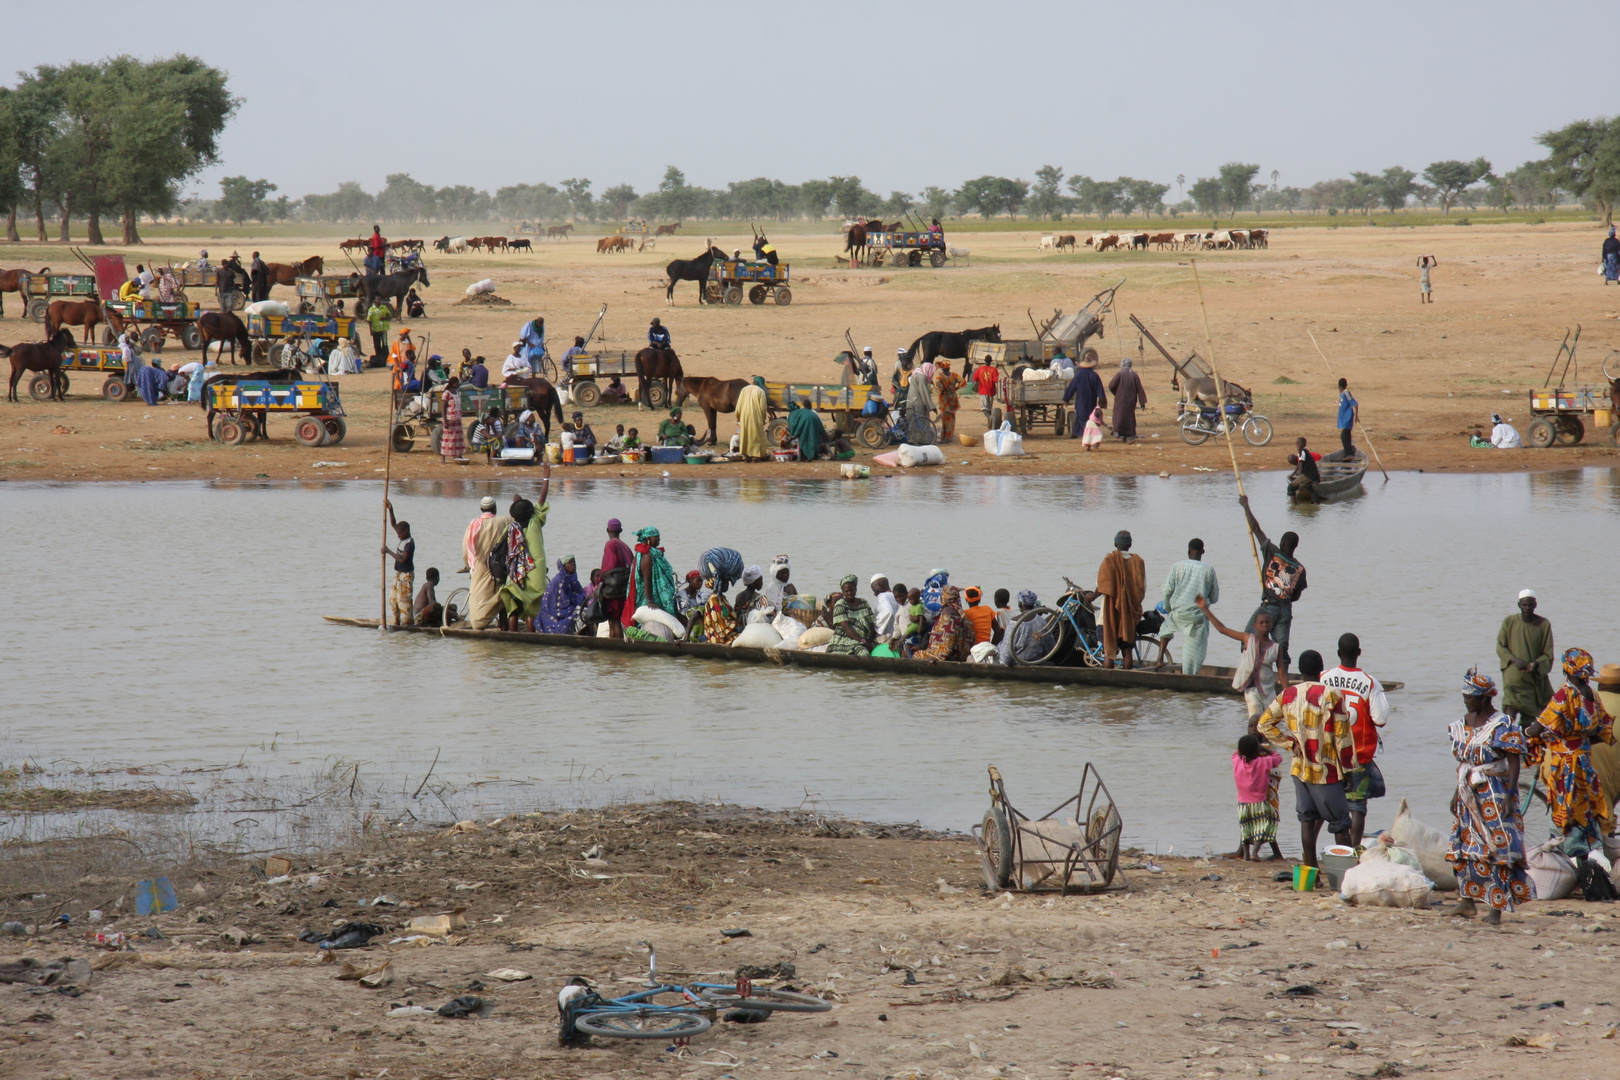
[
  {"x1": 981, "y1": 807, "x2": 1014, "y2": 889},
  {"x1": 390, "y1": 423, "x2": 415, "y2": 453},
  {"x1": 426, "y1": 423, "x2": 443, "y2": 452},
  {"x1": 645, "y1": 382, "x2": 667, "y2": 409},
  {"x1": 929, "y1": 250, "x2": 946, "y2": 268},
  {"x1": 180, "y1": 324, "x2": 203, "y2": 350},
  {"x1": 140, "y1": 327, "x2": 165, "y2": 353},
  {"x1": 294, "y1": 415, "x2": 327, "y2": 447},
  {"x1": 27, "y1": 373, "x2": 56, "y2": 400},
  {"x1": 103, "y1": 377, "x2": 129, "y2": 402},
  {"x1": 723, "y1": 286, "x2": 743, "y2": 305},
  {"x1": 703, "y1": 281, "x2": 722, "y2": 302},
  {"x1": 1053, "y1": 407, "x2": 1067, "y2": 437},
  {"x1": 268, "y1": 343, "x2": 288, "y2": 369},
  {"x1": 765, "y1": 418, "x2": 790, "y2": 445},
  {"x1": 324, "y1": 416, "x2": 347, "y2": 445},
  {"x1": 26, "y1": 298, "x2": 48, "y2": 322},
  {"x1": 229, "y1": 292, "x2": 246, "y2": 312},
  {"x1": 241, "y1": 413, "x2": 261, "y2": 442},
  {"x1": 1554, "y1": 415, "x2": 1585, "y2": 446},
  {"x1": 1527, "y1": 418, "x2": 1556, "y2": 449},
  {"x1": 571, "y1": 381, "x2": 601, "y2": 407},
  {"x1": 216, "y1": 417, "x2": 247, "y2": 446},
  {"x1": 1180, "y1": 416, "x2": 1211, "y2": 445},
  {"x1": 100, "y1": 325, "x2": 116, "y2": 345},
  {"x1": 774, "y1": 286, "x2": 792, "y2": 305},
  {"x1": 748, "y1": 285, "x2": 767, "y2": 305},
  {"x1": 991, "y1": 407, "x2": 1004, "y2": 430},
  {"x1": 1242, "y1": 415, "x2": 1274, "y2": 447},
  {"x1": 1611, "y1": 421, "x2": 1620, "y2": 448},
  {"x1": 855, "y1": 416, "x2": 887, "y2": 450},
  {"x1": 574, "y1": 1010, "x2": 712, "y2": 1041}
]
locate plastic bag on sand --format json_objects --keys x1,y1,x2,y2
[
  {"x1": 1527, "y1": 837, "x2": 1577, "y2": 901},
  {"x1": 733, "y1": 623, "x2": 782, "y2": 649},
  {"x1": 982, "y1": 422, "x2": 1025, "y2": 457},
  {"x1": 897, "y1": 443, "x2": 944, "y2": 468},
  {"x1": 244, "y1": 299, "x2": 289, "y2": 317},
  {"x1": 872, "y1": 451, "x2": 901, "y2": 468},
  {"x1": 1339, "y1": 860, "x2": 1434, "y2": 908},
  {"x1": 465, "y1": 279, "x2": 496, "y2": 297},
  {"x1": 797, "y1": 626, "x2": 833, "y2": 649},
  {"x1": 1390, "y1": 797, "x2": 1457, "y2": 891}
]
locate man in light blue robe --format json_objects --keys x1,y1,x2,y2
[{"x1": 1161, "y1": 538, "x2": 1219, "y2": 675}]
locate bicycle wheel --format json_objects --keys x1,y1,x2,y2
[
  {"x1": 575, "y1": 1009, "x2": 712, "y2": 1040},
  {"x1": 698, "y1": 988, "x2": 832, "y2": 1013},
  {"x1": 539, "y1": 355, "x2": 559, "y2": 382},
  {"x1": 443, "y1": 587, "x2": 470, "y2": 625},
  {"x1": 1011, "y1": 608, "x2": 1066, "y2": 666}
]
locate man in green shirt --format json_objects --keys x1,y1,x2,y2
[
  {"x1": 657, "y1": 407, "x2": 693, "y2": 448},
  {"x1": 366, "y1": 301, "x2": 392, "y2": 367},
  {"x1": 1496, "y1": 589, "x2": 1554, "y2": 723}
]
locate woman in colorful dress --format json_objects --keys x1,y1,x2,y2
[
  {"x1": 497, "y1": 490, "x2": 548, "y2": 630},
  {"x1": 439, "y1": 377, "x2": 466, "y2": 463},
  {"x1": 934, "y1": 360, "x2": 964, "y2": 442},
  {"x1": 622, "y1": 526, "x2": 679, "y2": 637},
  {"x1": 535, "y1": 556, "x2": 585, "y2": 634},
  {"x1": 1526, "y1": 647, "x2": 1616, "y2": 857},
  {"x1": 917, "y1": 586, "x2": 972, "y2": 663},
  {"x1": 688, "y1": 576, "x2": 738, "y2": 645},
  {"x1": 826, "y1": 574, "x2": 877, "y2": 656},
  {"x1": 1447, "y1": 667, "x2": 1531, "y2": 925}
]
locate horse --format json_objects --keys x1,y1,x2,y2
[
  {"x1": 358, "y1": 266, "x2": 430, "y2": 314},
  {"x1": 512, "y1": 377, "x2": 565, "y2": 440},
  {"x1": 3, "y1": 328, "x2": 75, "y2": 401},
  {"x1": 197, "y1": 311, "x2": 252, "y2": 365},
  {"x1": 843, "y1": 223, "x2": 868, "y2": 263},
  {"x1": 265, "y1": 256, "x2": 325, "y2": 287},
  {"x1": 635, "y1": 346, "x2": 685, "y2": 409},
  {"x1": 546, "y1": 224, "x2": 573, "y2": 239},
  {"x1": 664, "y1": 245, "x2": 724, "y2": 305},
  {"x1": 0, "y1": 267, "x2": 47, "y2": 317},
  {"x1": 678, "y1": 376, "x2": 749, "y2": 445},
  {"x1": 46, "y1": 300, "x2": 121, "y2": 345},
  {"x1": 900, "y1": 325, "x2": 1001, "y2": 365},
  {"x1": 655, "y1": 222, "x2": 682, "y2": 236}
]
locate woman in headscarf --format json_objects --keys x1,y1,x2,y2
[
  {"x1": 1447, "y1": 668, "x2": 1532, "y2": 924},
  {"x1": 905, "y1": 362, "x2": 936, "y2": 440},
  {"x1": 536, "y1": 555, "x2": 584, "y2": 634},
  {"x1": 1602, "y1": 226, "x2": 1618, "y2": 285},
  {"x1": 498, "y1": 483, "x2": 550, "y2": 629},
  {"x1": 786, "y1": 401, "x2": 824, "y2": 460},
  {"x1": 827, "y1": 574, "x2": 877, "y2": 656},
  {"x1": 623, "y1": 526, "x2": 678, "y2": 631},
  {"x1": 736, "y1": 381, "x2": 768, "y2": 460},
  {"x1": 688, "y1": 562, "x2": 738, "y2": 645},
  {"x1": 732, "y1": 565, "x2": 765, "y2": 634},
  {"x1": 699, "y1": 547, "x2": 744, "y2": 595},
  {"x1": 917, "y1": 586, "x2": 972, "y2": 662},
  {"x1": 439, "y1": 377, "x2": 466, "y2": 463},
  {"x1": 1107, "y1": 357, "x2": 1148, "y2": 442},
  {"x1": 763, "y1": 555, "x2": 793, "y2": 608},
  {"x1": 1525, "y1": 648, "x2": 1616, "y2": 857},
  {"x1": 933, "y1": 360, "x2": 964, "y2": 442}
]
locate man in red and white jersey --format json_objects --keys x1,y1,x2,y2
[{"x1": 1321, "y1": 632, "x2": 1391, "y2": 846}]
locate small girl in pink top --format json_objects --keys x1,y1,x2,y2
[{"x1": 1233, "y1": 733, "x2": 1284, "y2": 861}]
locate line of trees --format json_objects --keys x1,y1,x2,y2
[{"x1": 0, "y1": 57, "x2": 236, "y2": 243}]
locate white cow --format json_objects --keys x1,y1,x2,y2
[
  {"x1": 1039, "y1": 234, "x2": 1056, "y2": 251},
  {"x1": 446, "y1": 236, "x2": 468, "y2": 253}
]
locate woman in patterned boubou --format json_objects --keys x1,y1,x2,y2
[
  {"x1": 1446, "y1": 668, "x2": 1531, "y2": 925},
  {"x1": 1524, "y1": 647, "x2": 1615, "y2": 858}
]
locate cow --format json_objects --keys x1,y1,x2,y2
[
  {"x1": 486, "y1": 237, "x2": 508, "y2": 253},
  {"x1": 445, "y1": 236, "x2": 468, "y2": 253},
  {"x1": 433, "y1": 236, "x2": 451, "y2": 252},
  {"x1": 339, "y1": 238, "x2": 367, "y2": 253},
  {"x1": 1039, "y1": 234, "x2": 1056, "y2": 251},
  {"x1": 1229, "y1": 229, "x2": 1250, "y2": 249},
  {"x1": 639, "y1": 237, "x2": 657, "y2": 252},
  {"x1": 1148, "y1": 232, "x2": 1177, "y2": 250},
  {"x1": 1128, "y1": 233, "x2": 1149, "y2": 251},
  {"x1": 509, "y1": 239, "x2": 533, "y2": 253},
  {"x1": 1056, "y1": 234, "x2": 1077, "y2": 252},
  {"x1": 466, "y1": 237, "x2": 484, "y2": 251},
  {"x1": 1177, "y1": 232, "x2": 1201, "y2": 250},
  {"x1": 1249, "y1": 228, "x2": 1269, "y2": 249},
  {"x1": 1088, "y1": 233, "x2": 1121, "y2": 252}
]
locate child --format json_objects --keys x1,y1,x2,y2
[
  {"x1": 413, "y1": 567, "x2": 443, "y2": 627},
  {"x1": 901, "y1": 587, "x2": 926, "y2": 658},
  {"x1": 991, "y1": 588, "x2": 1012, "y2": 646},
  {"x1": 469, "y1": 407, "x2": 504, "y2": 464},
  {"x1": 623, "y1": 427, "x2": 642, "y2": 449},
  {"x1": 1081, "y1": 404, "x2": 1104, "y2": 449},
  {"x1": 962, "y1": 587, "x2": 994, "y2": 645},
  {"x1": 1417, "y1": 255, "x2": 1437, "y2": 304},
  {"x1": 606, "y1": 424, "x2": 627, "y2": 454},
  {"x1": 889, "y1": 582, "x2": 908, "y2": 652},
  {"x1": 1232, "y1": 733, "x2": 1283, "y2": 860}
]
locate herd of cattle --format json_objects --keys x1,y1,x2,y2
[
  {"x1": 596, "y1": 236, "x2": 658, "y2": 253},
  {"x1": 1039, "y1": 228, "x2": 1270, "y2": 253},
  {"x1": 429, "y1": 236, "x2": 534, "y2": 254}
]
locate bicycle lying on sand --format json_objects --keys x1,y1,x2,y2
[{"x1": 558, "y1": 941, "x2": 831, "y2": 1045}]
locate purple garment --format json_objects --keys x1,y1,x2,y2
[
  {"x1": 469, "y1": 363, "x2": 489, "y2": 389},
  {"x1": 135, "y1": 364, "x2": 169, "y2": 405},
  {"x1": 1062, "y1": 367, "x2": 1106, "y2": 438},
  {"x1": 536, "y1": 560, "x2": 585, "y2": 633}
]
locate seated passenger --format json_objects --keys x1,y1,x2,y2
[{"x1": 657, "y1": 408, "x2": 693, "y2": 448}]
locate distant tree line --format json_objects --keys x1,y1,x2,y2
[{"x1": 0, "y1": 57, "x2": 236, "y2": 243}]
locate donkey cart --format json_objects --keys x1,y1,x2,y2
[{"x1": 974, "y1": 764, "x2": 1125, "y2": 894}]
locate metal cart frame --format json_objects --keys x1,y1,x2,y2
[{"x1": 972, "y1": 764, "x2": 1125, "y2": 895}]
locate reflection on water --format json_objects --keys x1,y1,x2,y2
[{"x1": 1, "y1": 469, "x2": 1615, "y2": 853}]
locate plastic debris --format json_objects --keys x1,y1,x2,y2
[
  {"x1": 437, "y1": 995, "x2": 491, "y2": 1018},
  {"x1": 299, "y1": 921, "x2": 385, "y2": 950}
]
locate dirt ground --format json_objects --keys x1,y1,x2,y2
[
  {"x1": 3, "y1": 222, "x2": 1618, "y2": 484},
  {"x1": 3, "y1": 802, "x2": 1618, "y2": 1080}
]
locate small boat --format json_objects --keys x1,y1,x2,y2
[{"x1": 1290, "y1": 448, "x2": 1367, "y2": 502}]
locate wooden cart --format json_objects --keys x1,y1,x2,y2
[
  {"x1": 869, "y1": 229, "x2": 948, "y2": 268},
  {"x1": 390, "y1": 384, "x2": 527, "y2": 453},
  {"x1": 59, "y1": 346, "x2": 137, "y2": 401},
  {"x1": 705, "y1": 260, "x2": 792, "y2": 305},
  {"x1": 761, "y1": 380, "x2": 890, "y2": 450},
  {"x1": 246, "y1": 312, "x2": 362, "y2": 366},
  {"x1": 973, "y1": 764, "x2": 1124, "y2": 895},
  {"x1": 294, "y1": 274, "x2": 364, "y2": 316},
  {"x1": 18, "y1": 272, "x2": 99, "y2": 322},
  {"x1": 973, "y1": 342, "x2": 1071, "y2": 437},
  {"x1": 104, "y1": 299, "x2": 204, "y2": 352},
  {"x1": 563, "y1": 350, "x2": 638, "y2": 407},
  {"x1": 1525, "y1": 329, "x2": 1620, "y2": 448},
  {"x1": 206, "y1": 376, "x2": 347, "y2": 447}
]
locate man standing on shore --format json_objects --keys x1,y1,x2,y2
[
  {"x1": 1161, "y1": 538, "x2": 1218, "y2": 675},
  {"x1": 1321, "y1": 632, "x2": 1390, "y2": 846},
  {"x1": 1497, "y1": 589, "x2": 1554, "y2": 724},
  {"x1": 1096, "y1": 530, "x2": 1145, "y2": 670},
  {"x1": 1238, "y1": 494, "x2": 1307, "y2": 673},
  {"x1": 367, "y1": 299, "x2": 392, "y2": 367},
  {"x1": 1257, "y1": 649, "x2": 1354, "y2": 871}
]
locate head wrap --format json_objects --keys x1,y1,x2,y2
[
  {"x1": 512, "y1": 340, "x2": 524, "y2": 348},
  {"x1": 686, "y1": 570, "x2": 702, "y2": 583},
  {"x1": 940, "y1": 585, "x2": 961, "y2": 609},
  {"x1": 635, "y1": 526, "x2": 660, "y2": 543},
  {"x1": 1120, "y1": 357, "x2": 1133, "y2": 369},
  {"x1": 742, "y1": 564, "x2": 763, "y2": 585},
  {"x1": 1491, "y1": 413, "x2": 1502, "y2": 424},
  {"x1": 520, "y1": 409, "x2": 535, "y2": 423},
  {"x1": 669, "y1": 407, "x2": 681, "y2": 416},
  {"x1": 771, "y1": 555, "x2": 790, "y2": 572},
  {"x1": 964, "y1": 587, "x2": 982, "y2": 602},
  {"x1": 1563, "y1": 648, "x2": 1596, "y2": 680},
  {"x1": 1114, "y1": 530, "x2": 1132, "y2": 549},
  {"x1": 1462, "y1": 666, "x2": 1497, "y2": 697},
  {"x1": 479, "y1": 496, "x2": 497, "y2": 512},
  {"x1": 1518, "y1": 588, "x2": 1536, "y2": 600},
  {"x1": 1017, "y1": 589, "x2": 1038, "y2": 608},
  {"x1": 606, "y1": 518, "x2": 622, "y2": 532},
  {"x1": 840, "y1": 574, "x2": 859, "y2": 588},
  {"x1": 919, "y1": 361, "x2": 936, "y2": 383},
  {"x1": 561, "y1": 554, "x2": 575, "y2": 567}
]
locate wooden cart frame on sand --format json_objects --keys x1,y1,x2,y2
[{"x1": 973, "y1": 764, "x2": 1125, "y2": 895}]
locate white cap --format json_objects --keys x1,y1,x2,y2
[
  {"x1": 1518, "y1": 588, "x2": 1536, "y2": 600},
  {"x1": 862, "y1": 346, "x2": 872, "y2": 355},
  {"x1": 511, "y1": 340, "x2": 523, "y2": 348},
  {"x1": 869, "y1": 573, "x2": 887, "y2": 585}
]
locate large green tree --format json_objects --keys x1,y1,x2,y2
[
  {"x1": 1537, "y1": 117, "x2": 1620, "y2": 225},
  {"x1": 1028, "y1": 165, "x2": 1066, "y2": 220},
  {"x1": 0, "y1": 88, "x2": 26, "y2": 241},
  {"x1": 217, "y1": 176, "x2": 277, "y2": 224},
  {"x1": 1422, "y1": 157, "x2": 1491, "y2": 214},
  {"x1": 1217, "y1": 162, "x2": 1260, "y2": 215}
]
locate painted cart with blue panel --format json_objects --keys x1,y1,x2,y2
[
  {"x1": 105, "y1": 299, "x2": 204, "y2": 352},
  {"x1": 760, "y1": 380, "x2": 889, "y2": 449},
  {"x1": 19, "y1": 272, "x2": 99, "y2": 321},
  {"x1": 705, "y1": 260, "x2": 792, "y2": 305},
  {"x1": 868, "y1": 230, "x2": 947, "y2": 268},
  {"x1": 246, "y1": 311, "x2": 363, "y2": 366},
  {"x1": 206, "y1": 376, "x2": 347, "y2": 447}
]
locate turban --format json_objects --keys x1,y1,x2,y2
[
  {"x1": 771, "y1": 555, "x2": 790, "y2": 572},
  {"x1": 742, "y1": 564, "x2": 763, "y2": 585},
  {"x1": 1017, "y1": 589, "x2": 1039, "y2": 607},
  {"x1": 1563, "y1": 648, "x2": 1596, "y2": 680},
  {"x1": 964, "y1": 587, "x2": 982, "y2": 603},
  {"x1": 635, "y1": 526, "x2": 660, "y2": 542},
  {"x1": 840, "y1": 574, "x2": 859, "y2": 588},
  {"x1": 1462, "y1": 667, "x2": 1497, "y2": 697}
]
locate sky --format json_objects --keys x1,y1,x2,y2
[{"x1": 6, "y1": 1, "x2": 1613, "y2": 203}]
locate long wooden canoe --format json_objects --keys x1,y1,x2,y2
[{"x1": 324, "y1": 617, "x2": 1402, "y2": 696}]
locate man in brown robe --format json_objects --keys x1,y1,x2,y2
[
  {"x1": 1096, "y1": 530, "x2": 1146, "y2": 669},
  {"x1": 1107, "y1": 357, "x2": 1147, "y2": 441}
]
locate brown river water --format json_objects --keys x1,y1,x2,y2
[{"x1": 3, "y1": 468, "x2": 1616, "y2": 856}]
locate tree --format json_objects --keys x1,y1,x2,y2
[
  {"x1": 1422, "y1": 157, "x2": 1491, "y2": 214},
  {"x1": 376, "y1": 173, "x2": 434, "y2": 221},
  {"x1": 0, "y1": 89, "x2": 25, "y2": 241},
  {"x1": 828, "y1": 176, "x2": 877, "y2": 218},
  {"x1": 1505, "y1": 160, "x2": 1558, "y2": 211},
  {"x1": 881, "y1": 189, "x2": 915, "y2": 217},
  {"x1": 797, "y1": 179, "x2": 835, "y2": 219},
  {"x1": 955, "y1": 175, "x2": 1027, "y2": 218},
  {"x1": 1127, "y1": 178, "x2": 1170, "y2": 217},
  {"x1": 560, "y1": 177, "x2": 593, "y2": 219},
  {"x1": 1377, "y1": 166, "x2": 1416, "y2": 212},
  {"x1": 1217, "y1": 162, "x2": 1260, "y2": 215},
  {"x1": 1483, "y1": 172, "x2": 1515, "y2": 213},
  {"x1": 1066, "y1": 175, "x2": 1098, "y2": 216},
  {"x1": 657, "y1": 166, "x2": 699, "y2": 220},
  {"x1": 599, "y1": 183, "x2": 637, "y2": 220},
  {"x1": 1188, "y1": 176, "x2": 1222, "y2": 216},
  {"x1": 1537, "y1": 117, "x2": 1620, "y2": 225},
  {"x1": 8, "y1": 71, "x2": 65, "y2": 241},
  {"x1": 1028, "y1": 164, "x2": 1066, "y2": 219},
  {"x1": 918, "y1": 185, "x2": 952, "y2": 220},
  {"x1": 217, "y1": 176, "x2": 277, "y2": 224}
]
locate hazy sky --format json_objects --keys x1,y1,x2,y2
[{"x1": 7, "y1": 2, "x2": 1613, "y2": 202}]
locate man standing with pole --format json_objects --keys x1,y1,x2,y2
[{"x1": 1237, "y1": 495, "x2": 1307, "y2": 674}]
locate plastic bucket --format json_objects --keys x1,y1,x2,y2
[
  {"x1": 1317, "y1": 845, "x2": 1358, "y2": 890},
  {"x1": 839, "y1": 463, "x2": 870, "y2": 479},
  {"x1": 1595, "y1": 408, "x2": 1613, "y2": 429},
  {"x1": 544, "y1": 443, "x2": 562, "y2": 464},
  {"x1": 1292, "y1": 864, "x2": 1319, "y2": 892}
]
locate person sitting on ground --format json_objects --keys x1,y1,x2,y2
[
  {"x1": 405, "y1": 287, "x2": 425, "y2": 318},
  {"x1": 469, "y1": 407, "x2": 504, "y2": 463},
  {"x1": 134, "y1": 360, "x2": 170, "y2": 406},
  {"x1": 602, "y1": 375, "x2": 630, "y2": 404},
  {"x1": 1469, "y1": 425, "x2": 1492, "y2": 448},
  {"x1": 501, "y1": 342, "x2": 531, "y2": 385},
  {"x1": 622, "y1": 427, "x2": 642, "y2": 449},
  {"x1": 468, "y1": 356, "x2": 490, "y2": 389},
  {"x1": 962, "y1": 587, "x2": 995, "y2": 645},
  {"x1": 571, "y1": 411, "x2": 597, "y2": 456},
  {"x1": 414, "y1": 567, "x2": 444, "y2": 627},
  {"x1": 786, "y1": 400, "x2": 826, "y2": 459},
  {"x1": 508, "y1": 410, "x2": 544, "y2": 449},
  {"x1": 827, "y1": 575, "x2": 877, "y2": 656},
  {"x1": 1232, "y1": 733, "x2": 1284, "y2": 861},
  {"x1": 605, "y1": 424, "x2": 628, "y2": 454},
  {"x1": 1489, "y1": 413, "x2": 1523, "y2": 448},
  {"x1": 658, "y1": 407, "x2": 693, "y2": 448}
]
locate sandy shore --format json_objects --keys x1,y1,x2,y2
[
  {"x1": 3, "y1": 222, "x2": 1618, "y2": 483},
  {"x1": 3, "y1": 802, "x2": 1616, "y2": 1080}
]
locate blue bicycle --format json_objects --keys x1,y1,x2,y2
[{"x1": 560, "y1": 942, "x2": 831, "y2": 1044}]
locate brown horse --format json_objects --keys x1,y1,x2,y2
[
  {"x1": 546, "y1": 224, "x2": 573, "y2": 239},
  {"x1": 842, "y1": 223, "x2": 868, "y2": 263},
  {"x1": 679, "y1": 376, "x2": 749, "y2": 445},
  {"x1": 46, "y1": 300, "x2": 122, "y2": 345},
  {"x1": 512, "y1": 377, "x2": 566, "y2": 440},
  {"x1": 635, "y1": 346, "x2": 685, "y2": 409},
  {"x1": 0, "y1": 267, "x2": 48, "y2": 317},
  {"x1": 264, "y1": 256, "x2": 325, "y2": 287},
  {"x1": 4, "y1": 328, "x2": 75, "y2": 401},
  {"x1": 197, "y1": 311, "x2": 251, "y2": 364}
]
